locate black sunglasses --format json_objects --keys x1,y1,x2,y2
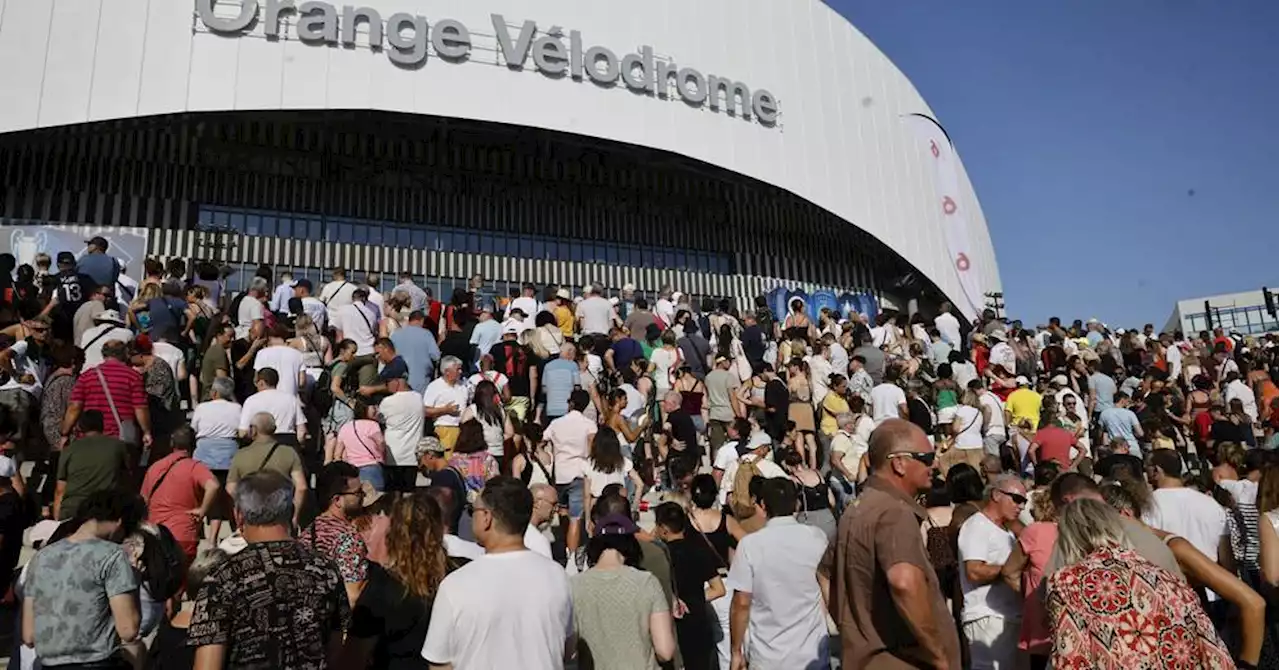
[
  {"x1": 888, "y1": 451, "x2": 936, "y2": 467},
  {"x1": 999, "y1": 490, "x2": 1028, "y2": 505}
]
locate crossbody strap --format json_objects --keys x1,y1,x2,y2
[
  {"x1": 257, "y1": 443, "x2": 282, "y2": 473},
  {"x1": 148, "y1": 456, "x2": 190, "y2": 499},
  {"x1": 686, "y1": 510, "x2": 730, "y2": 570},
  {"x1": 321, "y1": 281, "x2": 349, "y2": 307},
  {"x1": 93, "y1": 366, "x2": 123, "y2": 431},
  {"x1": 83, "y1": 327, "x2": 113, "y2": 351}
]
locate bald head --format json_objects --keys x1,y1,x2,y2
[
  {"x1": 250, "y1": 412, "x2": 277, "y2": 436},
  {"x1": 868, "y1": 419, "x2": 928, "y2": 470}
]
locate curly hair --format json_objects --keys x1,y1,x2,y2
[{"x1": 385, "y1": 492, "x2": 450, "y2": 600}]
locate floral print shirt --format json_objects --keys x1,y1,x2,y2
[
  {"x1": 1045, "y1": 546, "x2": 1233, "y2": 670},
  {"x1": 303, "y1": 513, "x2": 369, "y2": 585}
]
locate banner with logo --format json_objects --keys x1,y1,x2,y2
[
  {"x1": 0, "y1": 224, "x2": 150, "y2": 275},
  {"x1": 905, "y1": 114, "x2": 983, "y2": 321},
  {"x1": 810, "y1": 290, "x2": 839, "y2": 322}
]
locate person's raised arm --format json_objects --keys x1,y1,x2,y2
[
  {"x1": 1000, "y1": 541, "x2": 1028, "y2": 593},
  {"x1": 1167, "y1": 535, "x2": 1265, "y2": 666}
]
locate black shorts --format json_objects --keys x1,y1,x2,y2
[{"x1": 383, "y1": 465, "x2": 419, "y2": 494}]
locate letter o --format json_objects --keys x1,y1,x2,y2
[
  {"x1": 678, "y1": 68, "x2": 707, "y2": 104},
  {"x1": 584, "y1": 46, "x2": 619, "y2": 84}
]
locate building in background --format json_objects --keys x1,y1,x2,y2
[
  {"x1": 0, "y1": 0, "x2": 1000, "y2": 316},
  {"x1": 1164, "y1": 288, "x2": 1279, "y2": 336}
]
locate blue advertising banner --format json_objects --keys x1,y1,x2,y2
[
  {"x1": 0, "y1": 224, "x2": 150, "y2": 275},
  {"x1": 765, "y1": 285, "x2": 791, "y2": 323},
  {"x1": 810, "y1": 290, "x2": 839, "y2": 321}
]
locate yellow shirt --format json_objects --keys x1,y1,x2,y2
[
  {"x1": 821, "y1": 392, "x2": 850, "y2": 436},
  {"x1": 555, "y1": 305, "x2": 575, "y2": 338},
  {"x1": 1005, "y1": 388, "x2": 1043, "y2": 430}
]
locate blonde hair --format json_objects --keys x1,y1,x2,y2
[
  {"x1": 385, "y1": 492, "x2": 450, "y2": 600},
  {"x1": 1055, "y1": 498, "x2": 1133, "y2": 565}
]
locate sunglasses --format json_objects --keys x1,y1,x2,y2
[
  {"x1": 999, "y1": 489, "x2": 1028, "y2": 506},
  {"x1": 887, "y1": 451, "x2": 937, "y2": 467}
]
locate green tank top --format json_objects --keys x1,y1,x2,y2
[{"x1": 936, "y1": 388, "x2": 959, "y2": 409}]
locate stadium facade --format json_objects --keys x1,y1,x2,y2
[{"x1": 0, "y1": 0, "x2": 1000, "y2": 318}]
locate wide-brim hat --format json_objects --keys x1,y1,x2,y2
[{"x1": 93, "y1": 309, "x2": 126, "y2": 326}]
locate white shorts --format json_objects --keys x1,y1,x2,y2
[{"x1": 963, "y1": 615, "x2": 1020, "y2": 670}]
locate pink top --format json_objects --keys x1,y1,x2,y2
[
  {"x1": 338, "y1": 419, "x2": 385, "y2": 468},
  {"x1": 1018, "y1": 521, "x2": 1058, "y2": 653}
]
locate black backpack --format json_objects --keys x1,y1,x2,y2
[{"x1": 139, "y1": 524, "x2": 187, "y2": 602}]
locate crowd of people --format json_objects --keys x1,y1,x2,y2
[{"x1": 0, "y1": 237, "x2": 1276, "y2": 669}]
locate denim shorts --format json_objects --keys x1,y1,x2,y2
[
  {"x1": 357, "y1": 464, "x2": 385, "y2": 492},
  {"x1": 556, "y1": 477, "x2": 585, "y2": 518}
]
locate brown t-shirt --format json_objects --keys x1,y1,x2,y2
[{"x1": 824, "y1": 476, "x2": 961, "y2": 669}]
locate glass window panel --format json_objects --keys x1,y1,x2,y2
[
  {"x1": 228, "y1": 213, "x2": 246, "y2": 233},
  {"x1": 412, "y1": 229, "x2": 427, "y2": 249},
  {"x1": 260, "y1": 216, "x2": 276, "y2": 238},
  {"x1": 324, "y1": 221, "x2": 339, "y2": 242},
  {"x1": 352, "y1": 225, "x2": 368, "y2": 244},
  {"x1": 492, "y1": 236, "x2": 507, "y2": 256},
  {"x1": 367, "y1": 226, "x2": 382, "y2": 245},
  {"x1": 309, "y1": 219, "x2": 323, "y2": 241},
  {"x1": 570, "y1": 242, "x2": 583, "y2": 262},
  {"x1": 397, "y1": 227, "x2": 412, "y2": 247},
  {"x1": 423, "y1": 230, "x2": 438, "y2": 250},
  {"x1": 519, "y1": 237, "x2": 533, "y2": 257},
  {"x1": 273, "y1": 217, "x2": 290, "y2": 238},
  {"x1": 605, "y1": 246, "x2": 618, "y2": 265},
  {"x1": 336, "y1": 223, "x2": 352, "y2": 243},
  {"x1": 532, "y1": 240, "x2": 546, "y2": 260},
  {"x1": 211, "y1": 210, "x2": 229, "y2": 229},
  {"x1": 198, "y1": 209, "x2": 213, "y2": 227},
  {"x1": 480, "y1": 235, "x2": 494, "y2": 255}
]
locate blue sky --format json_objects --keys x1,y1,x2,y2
[{"x1": 833, "y1": 1, "x2": 1278, "y2": 327}]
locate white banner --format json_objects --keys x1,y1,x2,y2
[{"x1": 905, "y1": 114, "x2": 984, "y2": 321}]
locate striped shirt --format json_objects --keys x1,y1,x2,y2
[{"x1": 69, "y1": 359, "x2": 146, "y2": 438}]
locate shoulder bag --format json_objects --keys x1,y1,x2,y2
[{"x1": 94, "y1": 366, "x2": 140, "y2": 448}]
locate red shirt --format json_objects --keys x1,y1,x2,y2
[
  {"x1": 70, "y1": 359, "x2": 147, "y2": 437},
  {"x1": 141, "y1": 453, "x2": 216, "y2": 552},
  {"x1": 1033, "y1": 425, "x2": 1076, "y2": 469}
]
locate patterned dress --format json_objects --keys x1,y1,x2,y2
[{"x1": 1045, "y1": 546, "x2": 1234, "y2": 670}]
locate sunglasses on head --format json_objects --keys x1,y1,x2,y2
[{"x1": 887, "y1": 450, "x2": 936, "y2": 467}]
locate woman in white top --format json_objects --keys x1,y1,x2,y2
[
  {"x1": 1259, "y1": 463, "x2": 1278, "y2": 587},
  {"x1": 460, "y1": 380, "x2": 514, "y2": 459},
  {"x1": 944, "y1": 391, "x2": 985, "y2": 474},
  {"x1": 289, "y1": 314, "x2": 331, "y2": 395},
  {"x1": 648, "y1": 329, "x2": 681, "y2": 395},
  {"x1": 378, "y1": 290, "x2": 410, "y2": 337},
  {"x1": 582, "y1": 431, "x2": 646, "y2": 529},
  {"x1": 191, "y1": 376, "x2": 241, "y2": 542}
]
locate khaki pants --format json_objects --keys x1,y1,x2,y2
[
  {"x1": 938, "y1": 446, "x2": 984, "y2": 477},
  {"x1": 435, "y1": 425, "x2": 460, "y2": 458}
]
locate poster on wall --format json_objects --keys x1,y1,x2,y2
[
  {"x1": 810, "y1": 290, "x2": 839, "y2": 322},
  {"x1": 0, "y1": 223, "x2": 150, "y2": 275}
]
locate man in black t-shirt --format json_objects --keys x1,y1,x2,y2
[
  {"x1": 488, "y1": 327, "x2": 538, "y2": 401},
  {"x1": 49, "y1": 252, "x2": 96, "y2": 343},
  {"x1": 416, "y1": 436, "x2": 469, "y2": 537},
  {"x1": 660, "y1": 390, "x2": 701, "y2": 463},
  {"x1": 653, "y1": 501, "x2": 725, "y2": 670}
]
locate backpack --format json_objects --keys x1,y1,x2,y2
[
  {"x1": 139, "y1": 524, "x2": 187, "y2": 602},
  {"x1": 729, "y1": 456, "x2": 765, "y2": 519},
  {"x1": 924, "y1": 517, "x2": 959, "y2": 604},
  {"x1": 313, "y1": 360, "x2": 359, "y2": 413}
]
